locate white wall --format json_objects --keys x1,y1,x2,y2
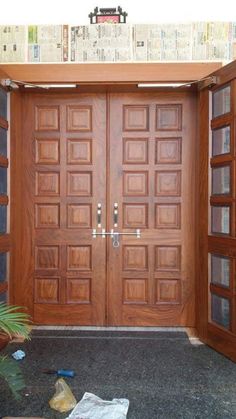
[{"x1": 0, "y1": 0, "x2": 235, "y2": 25}]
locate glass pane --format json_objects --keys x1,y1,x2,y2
[
  {"x1": 211, "y1": 206, "x2": 230, "y2": 235},
  {"x1": 0, "y1": 127, "x2": 7, "y2": 157},
  {"x1": 212, "y1": 85, "x2": 231, "y2": 118},
  {"x1": 0, "y1": 167, "x2": 7, "y2": 195},
  {"x1": 0, "y1": 205, "x2": 7, "y2": 234},
  {"x1": 0, "y1": 292, "x2": 7, "y2": 303},
  {"x1": 0, "y1": 252, "x2": 6, "y2": 282},
  {"x1": 0, "y1": 88, "x2": 7, "y2": 120},
  {"x1": 212, "y1": 126, "x2": 230, "y2": 156},
  {"x1": 212, "y1": 166, "x2": 230, "y2": 195},
  {"x1": 211, "y1": 254, "x2": 230, "y2": 288},
  {"x1": 211, "y1": 294, "x2": 230, "y2": 329}
]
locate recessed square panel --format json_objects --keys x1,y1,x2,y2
[
  {"x1": 123, "y1": 138, "x2": 148, "y2": 164},
  {"x1": 123, "y1": 246, "x2": 148, "y2": 271},
  {"x1": 35, "y1": 106, "x2": 59, "y2": 131},
  {"x1": 67, "y1": 204, "x2": 92, "y2": 228},
  {"x1": 155, "y1": 246, "x2": 181, "y2": 272},
  {"x1": 35, "y1": 138, "x2": 59, "y2": 164},
  {"x1": 67, "y1": 246, "x2": 91, "y2": 271},
  {"x1": 123, "y1": 204, "x2": 148, "y2": 228},
  {"x1": 36, "y1": 172, "x2": 60, "y2": 196},
  {"x1": 35, "y1": 204, "x2": 60, "y2": 228},
  {"x1": 35, "y1": 246, "x2": 59, "y2": 270},
  {"x1": 35, "y1": 278, "x2": 59, "y2": 303},
  {"x1": 156, "y1": 279, "x2": 180, "y2": 303},
  {"x1": 123, "y1": 279, "x2": 147, "y2": 304},
  {"x1": 67, "y1": 106, "x2": 92, "y2": 131},
  {"x1": 156, "y1": 138, "x2": 182, "y2": 164},
  {"x1": 155, "y1": 204, "x2": 181, "y2": 229},
  {"x1": 123, "y1": 172, "x2": 148, "y2": 196},
  {"x1": 67, "y1": 172, "x2": 92, "y2": 196},
  {"x1": 123, "y1": 105, "x2": 149, "y2": 131},
  {"x1": 156, "y1": 104, "x2": 182, "y2": 131},
  {"x1": 67, "y1": 278, "x2": 91, "y2": 303},
  {"x1": 67, "y1": 139, "x2": 92, "y2": 164},
  {"x1": 155, "y1": 171, "x2": 181, "y2": 196}
]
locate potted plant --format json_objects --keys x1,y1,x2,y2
[{"x1": 0, "y1": 302, "x2": 31, "y2": 399}]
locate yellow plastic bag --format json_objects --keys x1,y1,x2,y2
[{"x1": 49, "y1": 378, "x2": 77, "y2": 413}]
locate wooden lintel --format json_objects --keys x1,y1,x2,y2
[{"x1": 0, "y1": 62, "x2": 223, "y2": 84}]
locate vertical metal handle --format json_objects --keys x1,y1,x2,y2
[
  {"x1": 114, "y1": 203, "x2": 118, "y2": 227},
  {"x1": 97, "y1": 203, "x2": 102, "y2": 228}
]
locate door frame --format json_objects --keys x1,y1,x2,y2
[{"x1": 5, "y1": 61, "x2": 236, "y2": 339}]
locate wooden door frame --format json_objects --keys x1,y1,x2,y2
[
  {"x1": 8, "y1": 60, "x2": 236, "y2": 332},
  {"x1": 197, "y1": 60, "x2": 236, "y2": 360}
]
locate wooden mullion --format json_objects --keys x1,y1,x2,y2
[
  {"x1": 0, "y1": 281, "x2": 8, "y2": 294},
  {"x1": 210, "y1": 196, "x2": 233, "y2": 205},
  {"x1": 210, "y1": 155, "x2": 232, "y2": 165},
  {"x1": 0, "y1": 156, "x2": 8, "y2": 167},
  {"x1": 210, "y1": 283, "x2": 232, "y2": 298},
  {"x1": 0, "y1": 195, "x2": 8, "y2": 205},
  {"x1": 0, "y1": 117, "x2": 8, "y2": 130},
  {"x1": 211, "y1": 114, "x2": 232, "y2": 129}
]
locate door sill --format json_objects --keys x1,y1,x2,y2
[{"x1": 33, "y1": 325, "x2": 185, "y2": 331}]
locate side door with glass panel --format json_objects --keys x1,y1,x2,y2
[
  {"x1": 198, "y1": 63, "x2": 236, "y2": 361},
  {"x1": 0, "y1": 86, "x2": 9, "y2": 304}
]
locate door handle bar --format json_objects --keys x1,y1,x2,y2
[
  {"x1": 92, "y1": 228, "x2": 141, "y2": 238},
  {"x1": 97, "y1": 203, "x2": 102, "y2": 228}
]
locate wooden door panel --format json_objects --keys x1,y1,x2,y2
[
  {"x1": 17, "y1": 90, "x2": 196, "y2": 327},
  {"x1": 108, "y1": 93, "x2": 196, "y2": 326},
  {"x1": 20, "y1": 93, "x2": 106, "y2": 325}
]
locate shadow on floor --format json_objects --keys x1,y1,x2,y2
[{"x1": 1, "y1": 330, "x2": 236, "y2": 418}]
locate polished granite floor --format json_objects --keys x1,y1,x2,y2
[{"x1": 1, "y1": 330, "x2": 236, "y2": 418}]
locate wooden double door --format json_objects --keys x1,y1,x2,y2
[{"x1": 17, "y1": 91, "x2": 196, "y2": 326}]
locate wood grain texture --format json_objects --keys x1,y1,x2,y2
[
  {"x1": 0, "y1": 63, "x2": 222, "y2": 84},
  {"x1": 0, "y1": 87, "x2": 10, "y2": 301},
  {"x1": 16, "y1": 93, "x2": 107, "y2": 324},
  {"x1": 108, "y1": 92, "x2": 196, "y2": 326},
  {"x1": 11, "y1": 90, "x2": 197, "y2": 327},
  {"x1": 196, "y1": 89, "x2": 209, "y2": 340}
]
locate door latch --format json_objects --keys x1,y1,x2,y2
[{"x1": 92, "y1": 229, "x2": 141, "y2": 248}]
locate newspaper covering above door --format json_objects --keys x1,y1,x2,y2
[{"x1": 0, "y1": 22, "x2": 236, "y2": 63}]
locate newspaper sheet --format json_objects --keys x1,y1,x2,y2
[
  {"x1": 0, "y1": 26, "x2": 26, "y2": 62},
  {"x1": 192, "y1": 22, "x2": 233, "y2": 60},
  {"x1": 0, "y1": 22, "x2": 236, "y2": 63},
  {"x1": 28, "y1": 25, "x2": 68, "y2": 62},
  {"x1": 71, "y1": 24, "x2": 132, "y2": 62},
  {"x1": 232, "y1": 22, "x2": 236, "y2": 59},
  {"x1": 133, "y1": 24, "x2": 192, "y2": 61}
]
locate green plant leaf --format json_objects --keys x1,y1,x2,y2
[
  {"x1": 0, "y1": 355, "x2": 26, "y2": 400},
  {"x1": 0, "y1": 303, "x2": 31, "y2": 339}
]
